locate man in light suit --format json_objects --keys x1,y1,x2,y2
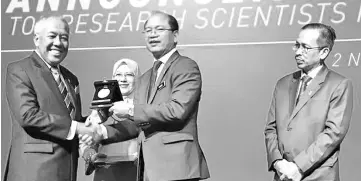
[
  {"x1": 264, "y1": 23, "x2": 353, "y2": 181},
  {"x1": 4, "y1": 16, "x2": 102, "y2": 181},
  {"x1": 96, "y1": 11, "x2": 210, "y2": 181}
]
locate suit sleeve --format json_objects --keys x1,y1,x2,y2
[
  {"x1": 74, "y1": 85, "x2": 87, "y2": 123},
  {"x1": 102, "y1": 118, "x2": 140, "y2": 144},
  {"x1": 293, "y1": 79, "x2": 353, "y2": 173},
  {"x1": 264, "y1": 83, "x2": 283, "y2": 171},
  {"x1": 6, "y1": 63, "x2": 72, "y2": 139},
  {"x1": 133, "y1": 59, "x2": 202, "y2": 128}
]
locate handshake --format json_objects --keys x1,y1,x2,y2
[
  {"x1": 274, "y1": 159, "x2": 303, "y2": 181},
  {"x1": 76, "y1": 100, "x2": 134, "y2": 146},
  {"x1": 76, "y1": 110, "x2": 105, "y2": 146}
]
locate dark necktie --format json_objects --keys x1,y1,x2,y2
[
  {"x1": 148, "y1": 61, "x2": 162, "y2": 97},
  {"x1": 296, "y1": 75, "x2": 312, "y2": 105},
  {"x1": 51, "y1": 67, "x2": 75, "y2": 118}
]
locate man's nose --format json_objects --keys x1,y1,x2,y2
[
  {"x1": 53, "y1": 36, "x2": 61, "y2": 45},
  {"x1": 295, "y1": 47, "x2": 303, "y2": 55}
]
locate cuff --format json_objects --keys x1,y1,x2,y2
[{"x1": 66, "y1": 121, "x2": 78, "y2": 140}]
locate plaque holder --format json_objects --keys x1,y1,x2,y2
[{"x1": 90, "y1": 80, "x2": 123, "y2": 123}]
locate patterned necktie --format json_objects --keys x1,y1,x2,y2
[
  {"x1": 296, "y1": 75, "x2": 312, "y2": 105},
  {"x1": 51, "y1": 67, "x2": 75, "y2": 118},
  {"x1": 148, "y1": 61, "x2": 162, "y2": 98}
]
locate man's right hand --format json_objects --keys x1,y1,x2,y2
[{"x1": 76, "y1": 122, "x2": 103, "y2": 146}]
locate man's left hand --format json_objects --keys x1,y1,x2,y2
[{"x1": 109, "y1": 101, "x2": 133, "y2": 118}]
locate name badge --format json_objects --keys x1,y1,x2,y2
[{"x1": 157, "y1": 81, "x2": 166, "y2": 90}]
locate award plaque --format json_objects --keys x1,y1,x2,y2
[{"x1": 90, "y1": 80, "x2": 123, "y2": 123}]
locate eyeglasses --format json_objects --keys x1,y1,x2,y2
[
  {"x1": 142, "y1": 27, "x2": 173, "y2": 36},
  {"x1": 292, "y1": 43, "x2": 326, "y2": 54},
  {"x1": 114, "y1": 73, "x2": 135, "y2": 79}
]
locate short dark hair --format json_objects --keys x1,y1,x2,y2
[
  {"x1": 301, "y1": 23, "x2": 336, "y2": 51},
  {"x1": 144, "y1": 11, "x2": 179, "y2": 31},
  {"x1": 167, "y1": 13, "x2": 179, "y2": 31}
]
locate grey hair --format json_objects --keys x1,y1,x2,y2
[{"x1": 33, "y1": 16, "x2": 69, "y2": 35}]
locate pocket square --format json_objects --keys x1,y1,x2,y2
[{"x1": 157, "y1": 81, "x2": 166, "y2": 90}]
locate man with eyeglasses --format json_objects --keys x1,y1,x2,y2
[
  {"x1": 86, "y1": 11, "x2": 210, "y2": 181},
  {"x1": 264, "y1": 23, "x2": 353, "y2": 181}
]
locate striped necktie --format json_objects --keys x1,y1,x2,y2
[
  {"x1": 51, "y1": 67, "x2": 75, "y2": 118},
  {"x1": 296, "y1": 75, "x2": 312, "y2": 105}
]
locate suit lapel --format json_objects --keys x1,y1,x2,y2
[
  {"x1": 147, "y1": 51, "x2": 180, "y2": 103},
  {"x1": 155, "y1": 51, "x2": 180, "y2": 87},
  {"x1": 31, "y1": 52, "x2": 66, "y2": 106},
  {"x1": 143, "y1": 70, "x2": 152, "y2": 104},
  {"x1": 289, "y1": 66, "x2": 329, "y2": 120},
  {"x1": 288, "y1": 71, "x2": 301, "y2": 116}
]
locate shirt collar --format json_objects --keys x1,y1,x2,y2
[
  {"x1": 301, "y1": 64, "x2": 323, "y2": 79},
  {"x1": 153, "y1": 48, "x2": 177, "y2": 64},
  {"x1": 35, "y1": 50, "x2": 59, "y2": 70}
]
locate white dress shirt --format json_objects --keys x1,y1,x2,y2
[{"x1": 154, "y1": 48, "x2": 177, "y2": 81}]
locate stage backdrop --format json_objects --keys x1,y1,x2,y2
[{"x1": 1, "y1": 0, "x2": 360, "y2": 180}]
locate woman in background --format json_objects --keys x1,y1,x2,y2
[{"x1": 85, "y1": 58, "x2": 141, "y2": 181}]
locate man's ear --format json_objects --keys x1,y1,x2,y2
[
  {"x1": 319, "y1": 47, "x2": 330, "y2": 60},
  {"x1": 173, "y1": 30, "x2": 179, "y2": 44},
  {"x1": 33, "y1": 34, "x2": 39, "y2": 47}
]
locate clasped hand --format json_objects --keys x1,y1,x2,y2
[
  {"x1": 108, "y1": 101, "x2": 133, "y2": 118},
  {"x1": 78, "y1": 101, "x2": 133, "y2": 147},
  {"x1": 77, "y1": 110, "x2": 103, "y2": 146},
  {"x1": 274, "y1": 159, "x2": 302, "y2": 181}
]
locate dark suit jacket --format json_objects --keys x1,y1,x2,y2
[
  {"x1": 4, "y1": 52, "x2": 86, "y2": 181},
  {"x1": 265, "y1": 65, "x2": 353, "y2": 181},
  {"x1": 106, "y1": 51, "x2": 210, "y2": 181}
]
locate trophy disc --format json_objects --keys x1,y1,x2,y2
[{"x1": 98, "y1": 88, "x2": 110, "y2": 98}]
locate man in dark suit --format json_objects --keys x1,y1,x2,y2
[
  {"x1": 95, "y1": 11, "x2": 210, "y2": 181},
  {"x1": 264, "y1": 23, "x2": 353, "y2": 181},
  {"x1": 4, "y1": 16, "x2": 102, "y2": 181}
]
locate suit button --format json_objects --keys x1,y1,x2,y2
[{"x1": 287, "y1": 127, "x2": 292, "y2": 131}]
